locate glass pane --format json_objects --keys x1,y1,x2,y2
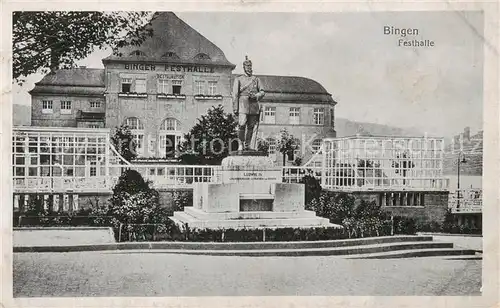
[
  {"x1": 28, "y1": 167, "x2": 38, "y2": 176},
  {"x1": 15, "y1": 167, "x2": 25, "y2": 176}
]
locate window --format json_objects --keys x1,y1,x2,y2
[
  {"x1": 124, "y1": 117, "x2": 144, "y2": 130},
  {"x1": 42, "y1": 100, "x2": 53, "y2": 114},
  {"x1": 133, "y1": 134, "x2": 144, "y2": 154},
  {"x1": 135, "y1": 78, "x2": 146, "y2": 93},
  {"x1": 208, "y1": 81, "x2": 217, "y2": 95},
  {"x1": 195, "y1": 81, "x2": 205, "y2": 95},
  {"x1": 313, "y1": 108, "x2": 325, "y2": 125},
  {"x1": 172, "y1": 80, "x2": 182, "y2": 95},
  {"x1": 384, "y1": 192, "x2": 425, "y2": 207},
  {"x1": 194, "y1": 53, "x2": 211, "y2": 60},
  {"x1": 60, "y1": 101, "x2": 72, "y2": 114},
  {"x1": 161, "y1": 52, "x2": 179, "y2": 59},
  {"x1": 121, "y1": 78, "x2": 132, "y2": 93},
  {"x1": 263, "y1": 106, "x2": 276, "y2": 124},
  {"x1": 159, "y1": 134, "x2": 181, "y2": 158},
  {"x1": 158, "y1": 79, "x2": 169, "y2": 94},
  {"x1": 88, "y1": 124, "x2": 100, "y2": 129},
  {"x1": 160, "y1": 118, "x2": 179, "y2": 131},
  {"x1": 330, "y1": 108, "x2": 335, "y2": 127},
  {"x1": 130, "y1": 50, "x2": 145, "y2": 56},
  {"x1": 289, "y1": 107, "x2": 300, "y2": 124},
  {"x1": 311, "y1": 139, "x2": 322, "y2": 153},
  {"x1": 90, "y1": 101, "x2": 101, "y2": 108},
  {"x1": 266, "y1": 138, "x2": 277, "y2": 155},
  {"x1": 89, "y1": 161, "x2": 97, "y2": 177},
  {"x1": 124, "y1": 117, "x2": 144, "y2": 156}
]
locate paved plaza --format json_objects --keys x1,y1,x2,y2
[{"x1": 14, "y1": 251, "x2": 481, "y2": 297}]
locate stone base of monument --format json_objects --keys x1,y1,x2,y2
[{"x1": 170, "y1": 152, "x2": 339, "y2": 230}]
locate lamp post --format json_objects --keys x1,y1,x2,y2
[{"x1": 457, "y1": 152, "x2": 467, "y2": 210}]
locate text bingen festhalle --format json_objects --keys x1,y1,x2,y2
[
  {"x1": 124, "y1": 63, "x2": 215, "y2": 73},
  {"x1": 384, "y1": 26, "x2": 435, "y2": 47}
]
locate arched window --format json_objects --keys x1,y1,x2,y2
[
  {"x1": 160, "y1": 118, "x2": 179, "y2": 131},
  {"x1": 124, "y1": 117, "x2": 144, "y2": 156},
  {"x1": 124, "y1": 117, "x2": 144, "y2": 130},
  {"x1": 194, "y1": 53, "x2": 211, "y2": 60},
  {"x1": 311, "y1": 139, "x2": 322, "y2": 153},
  {"x1": 129, "y1": 50, "x2": 146, "y2": 56}
]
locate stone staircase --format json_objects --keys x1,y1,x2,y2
[
  {"x1": 171, "y1": 206, "x2": 334, "y2": 229},
  {"x1": 14, "y1": 235, "x2": 479, "y2": 259},
  {"x1": 136, "y1": 235, "x2": 476, "y2": 258}
]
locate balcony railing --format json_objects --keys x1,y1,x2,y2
[{"x1": 13, "y1": 164, "x2": 222, "y2": 193}]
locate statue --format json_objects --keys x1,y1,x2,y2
[{"x1": 232, "y1": 56, "x2": 265, "y2": 151}]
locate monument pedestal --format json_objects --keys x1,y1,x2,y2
[{"x1": 171, "y1": 151, "x2": 338, "y2": 230}]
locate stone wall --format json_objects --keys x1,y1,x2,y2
[
  {"x1": 32, "y1": 94, "x2": 105, "y2": 127},
  {"x1": 343, "y1": 190, "x2": 449, "y2": 224}
]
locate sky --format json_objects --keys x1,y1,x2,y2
[{"x1": 12, "y1": 11, "x2": 484, "y2": 138}]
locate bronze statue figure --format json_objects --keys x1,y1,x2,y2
[{"x1": 232, "y1": 56, "x2": 265, "y2": 150}]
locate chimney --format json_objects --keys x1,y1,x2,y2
[{"x1": 463, "y1": 127, "x2": 470, "y2": 142}]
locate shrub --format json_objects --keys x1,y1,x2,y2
[
  {"x1": 91, "y1": 169, "x2": 172, "y2": 240},
  {"x1": 441, "y1": 209, "x2": 458, "y2": 233},
  {"x1": 112, "y1": 169, "x2": 151, "y2": 197},
  {"x1": 172, "y1": 190, "x2": 193, "y2": 212},
  {"x1": 393, "y1": 216, "x2": 417, "y2": 235},
  {"x1": 300, "y1": 175, "x2": 322, "y2": 206},
  {"x1": 307, "y1": 191, "x2": 356, "y2": 224},
  {"x1": 306, "y1": 191, "x2": 390, "y2": 238},
  {"x1": 415, "y1": 220, "x2": 442, "y2": 233}
]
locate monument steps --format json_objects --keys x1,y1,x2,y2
[
  {"x1": 170, "y1": 216, "x2": 333, "y2": 229},
  {"x1": 183, "y1": 207, "x2": 318, "y2": 220},
  {"x1": 144, "y1": 235, "x2": 435, "y2": 250},
  {"x1": 346, "y1": 248, "x2": 478, "y2": 259},
  {"x1": 136, "y1": 241, "x2": 457, "y2": 257},
  {"x1": 14, "y1": 235, "x2": 477, "y2": 258}
]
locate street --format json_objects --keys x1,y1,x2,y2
[{"x1": 13, "y1": 251, "x2": 481, "y2": 296}]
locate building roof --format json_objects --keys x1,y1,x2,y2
[
  {"x1": 30, "y1": 68, "x2": 105, "y2": 96},
  {"x1": 232, "y1": 74, "x2": 335, "y2": 104},
  {"x1": 102, "y1": 12, "x2": 234, "y2": 68},
  {"x1": 254, "y1": 75, "x2": 329, "y2": 94},
  {"x1": 35, "y1": 68, "x2": 105, "y2": 87}
]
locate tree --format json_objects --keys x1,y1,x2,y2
[
  {"x1": 292, "y1": 156, "x2": 302, "y2": 166},
  {"x1": 276, "y1": 128, "x2": 299, "y2": 166},
  {"x1": 391, "y1": 151, "x2": 415, "y2": 185},
  {"x1": 111, "y1": 124, "x2": 137, "y2": 163},
  {"x1": 13, "y1": 11, "x2": 154, "y2": 83},
  {"x1": 92, "y1": 169, "x2": 172, "y2": 240},
  {"x1": 178, "y1": 105, "x2": 238, "y2": 165},
  {"x1": 256, "y1": 138, "x2": 270, "y2": 156}
]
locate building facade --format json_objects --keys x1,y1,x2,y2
[{"x1": 29, "y1": 12, "x2": 336, "y2": 164}]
